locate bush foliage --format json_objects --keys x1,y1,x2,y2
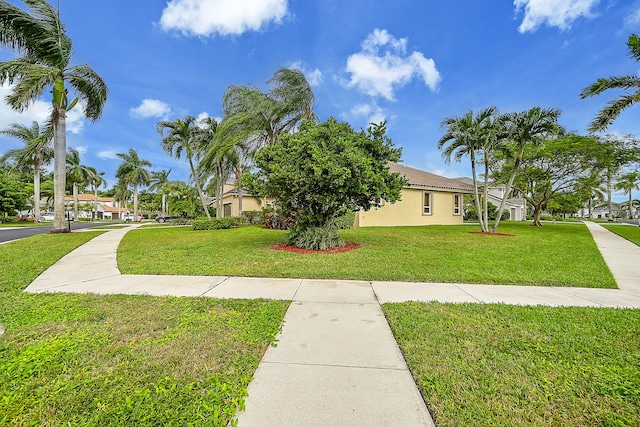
[
  {"x1": 290, "y1": 224, "x2": 345, "y2": 251},
  {"x1": 245, "y1": 118, "x2": 405, "y2": 248},
  {"x1": 192, "y1": 217, "x2": 246, "y2": 230}
]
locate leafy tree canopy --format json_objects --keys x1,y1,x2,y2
[
  {"x1": 246, "y1": 118, "x2": 406, "y2": 244},
  {"x1": 0, "y1": 173, "x2": 29, "y2": 215}
]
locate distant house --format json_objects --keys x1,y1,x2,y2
[
  {"x1": 212, "y1": 185, "x2": 269, "y2": 217},
  {"x1": 63, "y1": 194, "x2": 125, "y2": 220},
  {"x1": 454, "y1": 178, "x2": 526, "y2": 222},
  {"x1": 355, "y1": 163, "x2": 474, "y2": 227}
]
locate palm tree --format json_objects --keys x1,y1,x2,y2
[
  {"x1": 149, "y1": 169, "x2": 171, "y2": 217},
  {"x1": 87, "y1": 166, "x2": 105, "y2": 220},
  {"x1": 0, "y1": 0, "x2": 108, "y2": 232},
  {"x1": 66, "y1": 148, "x2": 95, "y2": 221},
  {"x1": 0, "y1": 120, "x2": 53, "y2": 221},
  {"x1": 113, "y1": 179, "x2": 131, "y2": 220},
  {"x1": 217, "y1": 67, "x2": 317, "y2": 149},
  {"x1": 439, "y1": 107, "x2": 498, "y2": 232},
  {"x1": 115, "y1": 149, "x2": 151, "y2": 221},
  {"x1": 581, "y1": 34, "x2": 640, "y2": 133},
  {"x1": 156, "y1": 116, "x2": 211, "y2": 219},
  {"x1": 615, "y1": 172, "x2": 640, "y2": 219},
  {"x1": 575, "y1": 172, "x2": 606, "y2": 219},
  {"x1": 492, "y1": 107, "x2": 562, "y2": 232}
]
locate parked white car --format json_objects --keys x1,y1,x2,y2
[{"x1": 40, "y1": 213, "x2": 74, "y2": 221}]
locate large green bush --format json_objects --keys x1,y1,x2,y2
[
  {"x1": 192, "y1": 217, "x2": 246, "y2": 230},
  {"x1": 245, "y1": 118, "x2": 405, "y2": 248}
]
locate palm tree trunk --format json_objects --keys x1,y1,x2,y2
[
  {"x1": 483, "y1": 155, "x2": 489, "y2": 231},
  {"x1": 236, "y1": 165, "x2": 243, "y2": 218},
  {"x1": 216, "y1": 161, "x2": 224, "y2": 218},
  {"x1": 94, "y1": 185, "x2": 99, "y2": 220},
  {"x1": 52, "y1": 111, "x2": 68, "y2": 233},
  {"x1": 492, "y1": 152, "x2": 523, "y2": 233},
  {"x1": 189, "y1": 156, "x2": 211, "y2": 220},
  {"x1": 161, "y1": 193, "x2": 166, "y2": 217},
  {"x1": 33, "y1": 160, "x2": 41, "y2": 223},
  {"x1": 470, "y1": 152, "x2": 485, "y2": 232},
  {"x1": 73, "y1": 182, "x2": 79, "y2": 221},
  {"x1": 607, "y1": 171, "x2": 613, "y2": 219},
  {"x1": 629, "y1": 190, "x2": 634, "y2": 219},
  {"x1": 133, "y1": 185, "x2": 139, "y2": 221}
]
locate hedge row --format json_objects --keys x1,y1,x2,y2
[{"x1": 192, "y1": 217, "x2": 247, "y2": 230}]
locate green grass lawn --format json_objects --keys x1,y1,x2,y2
[
  {"x1": 0, "y1": 234, "x2": 289, "y2": 426},
  {"x1": 601, "y1": 224, "x2": 640, "y2": 246},
  {"x1": 384, "y1": 302, "x2": 640, "y2": 426},
  {"x1": 118, "y1": 222, "x2": 615, "y2": 287}
]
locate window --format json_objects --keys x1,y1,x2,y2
[
  {"x1": 423, "y1": 192, "x2": 432, "y2": 215},
  {"x1": 453, "y1": 194, "x2": 462, "y2": 215}
]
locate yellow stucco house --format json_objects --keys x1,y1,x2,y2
[
  {"x1": 214, "y1": 185, "x2": 269, "y2": 217},
  {"x1": 355, "y1": 162, "x2": 474, "y2": 227}
]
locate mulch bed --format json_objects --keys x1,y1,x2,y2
[
  {"x1": 469, "y1": 231, "x2": 515, "y2": 237},
  {"x1": 271, "y1": 242, "x2": 360, "y2": 254}
]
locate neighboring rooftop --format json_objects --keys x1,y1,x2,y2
[{"x1": 388, "y1": 163, "x2": 474, "y2": 192}]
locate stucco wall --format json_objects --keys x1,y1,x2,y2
[
  {"x1": 222, "y1": 194, "x2": 265, "y2": 217},
  {"x1": 356, "y1": 188, "x2": 465, "y2": 227}
]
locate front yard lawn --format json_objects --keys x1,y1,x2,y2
[
  {"x1": 118, "y1": 222, "x2": 616, "y2": 287},
  {"x1": 601, "y1": 224, "x2": 640, "y2": 246},
  {"x1": 384, "y1": 302, "x2": 640, "y2": 426},
  {"x1": 0, "y1": 234, "x2": 289, "y2": 426}
]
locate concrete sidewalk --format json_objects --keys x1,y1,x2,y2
[{"x1": 22, "y1": 221, "x2": 640, "y2": 426}]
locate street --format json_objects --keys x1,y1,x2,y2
[{"x1": 0, "y1": 222, "x2": 119, "y2": 244}]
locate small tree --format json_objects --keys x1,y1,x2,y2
[{"x1": 246, "y1": 118, "x2": 406, "y2": 249}]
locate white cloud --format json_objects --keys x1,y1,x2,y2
[
  {"x1": 195, "y1": 111, "x2": 222, "y2": 128},
  {"x1": 71, "y1": 145, "x2": 88, "y2": 155},
  {"x1": 159, "y1": 0, "x2": 288, "y2": 37},
  {"x1": 97, "y1": 150, "x2": 120, "y2": 160},
  {"x1": 624, "y1": 5, "x2": 640, "y2": 29},
  {"x1": 350, "y1": 102, "x2": 387, "y2": 125},
  {"x1": 290, "y1": 61, "x2": 323, "y2": 87},
  {"x1": 514, "y1": 0, "x2": 599, "y2": 33},
  {"x1": 344, "y1": 29, "x2": 441, "y2": 101},
  {"x1": 0, "y1": 83, "x2": 86, "y2": 134},
  {"x1": 0, "y1": 83, "x2": 50, "y2": 130},
  {"x1": 130, "y1": 99, "x2": 171, "y2": 119},
  {"x1": 65, "y1": 107, "x2": 85, "y2": 135}
]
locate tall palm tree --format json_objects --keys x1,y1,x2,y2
[
  {"x1": 149, "y1": 169, "x2": 171, "y2": 217},
  {"x1": 0, "y1": 0, "x2": 108, "y2": 232},
  {"x1": 115, "y1": 149, "x2": 151, "y2": 221},
  {"x1": 86, "y1": 166, "x2": 105, "y2": 220},
  {"x1": 581, "y1": 34, "x2": 640, "y2": 133},
  {"x1": 156, "y1": 116, "x2": 211, "y2": 219},
  {"x1": 0, "y1": 120, "x2": 52, "y2": 221},
  {"x1": 218, "y1": 67, "x2": 317, "y2": 149},
  {"x1": 439, "y1": 107, "x2": 498, "y2": 232},
  {"x1": 66, "y1": 147, "x2": 94, "y2": 221},
  {"x1": 492, "y1": 107, "x2": 562, "y2": 232},
  {"x1": 113, "y1": 179, "x2": 131, "y2": 220},
  {"x1": 615, "y1": 171, "x2": 640, "y2": 219}
]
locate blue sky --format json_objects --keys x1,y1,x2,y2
[{"x1": 1, "y1": 0, "x2": 639, "y2": 201}]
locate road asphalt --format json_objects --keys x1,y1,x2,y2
[{"x1": 19, "y1": 221, "x2": 640, "y2": 426}]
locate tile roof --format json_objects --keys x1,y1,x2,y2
[
  {"x1": 64, "y1": 194, "x2": 115, "y2": 202},
  {"x1": 388, "y1": 162, "x2": 473, "y2": 192}
]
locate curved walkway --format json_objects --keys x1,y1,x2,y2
[{"x1": 23, "y1": 222, "x2": 640, "y2": 426}]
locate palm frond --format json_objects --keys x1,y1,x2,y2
[
  {"x1": 66, "y1": 64, "x2": 108, "y2": 121},
  {"x1": 588, "y1": 91, "x2": 640, "y2": 133},
  {"x1": 580, "y1": 75, "x2": 640, "y2": 98}
]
